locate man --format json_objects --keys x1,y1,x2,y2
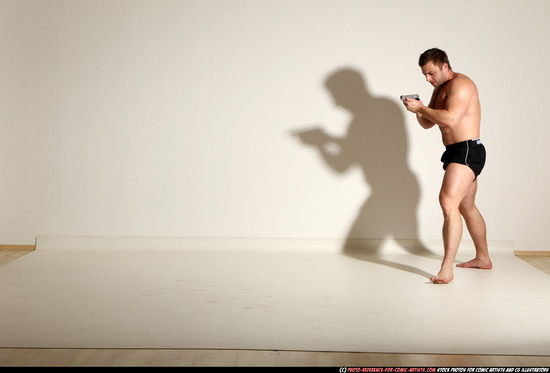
[{"x1": 403, "y1": 48, "x2": 492, "y2": 284}]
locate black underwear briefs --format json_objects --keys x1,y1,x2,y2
[{"x1": 441, "y1": 138, "x2": 486, "y2": 179}]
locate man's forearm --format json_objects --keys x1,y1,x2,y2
[
  {"x1": 416, "y1": 112, "x2": 435, "y2": 129},
  {"x1": 418, "y1": 106, "x2": 457, "y2": 128}
]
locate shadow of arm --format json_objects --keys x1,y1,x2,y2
[{"x1": 292, "y1": 128, "x2": 353, "y2": 174}]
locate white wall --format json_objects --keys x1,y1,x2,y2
[{"x1": 1, "y1": 0, "x2": 549, "y2": 251}]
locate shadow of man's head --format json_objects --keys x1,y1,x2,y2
[{"x1": 324, "y1": 68, "x2": 372, "y2": 112}]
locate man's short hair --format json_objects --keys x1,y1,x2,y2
[{"x1": 419, "y1": 48, "x2": 452, "y2": 69}]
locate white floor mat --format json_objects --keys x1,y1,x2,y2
[{"x1": 1, "y1": 248, "x2": 549, "y2": 355}]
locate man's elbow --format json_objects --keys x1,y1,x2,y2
[
  {"x1": 440, "y1": 116, "x2": 460, "y2": 129},
  {"x1": 442, "y1": 109, "x2": 468, "y2": 128},
  {"x1": 416, "y1": 115, "x2": 433, "y2": 129},
  {"x1": 418, "y1": 117, "x2": 435, "y2": 129}
]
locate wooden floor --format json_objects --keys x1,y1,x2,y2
[{"x1": 1, "y1": 248, "x2": 549, "y2": 367}]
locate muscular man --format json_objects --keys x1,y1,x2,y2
[{"x1": 403, "y1": 48, "x2": 492, "y2": 284}]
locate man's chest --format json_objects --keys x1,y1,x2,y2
[{"x1": 433, "y1": 86, "x2": 449, "y2": 109}]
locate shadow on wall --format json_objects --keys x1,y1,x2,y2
[{"x1": 292, "y1": 67, "x2": 437, "y2": 280}]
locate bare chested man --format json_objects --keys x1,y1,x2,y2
[{"x1": 403, "y1": 48, "x2": 492, "y2": 284}]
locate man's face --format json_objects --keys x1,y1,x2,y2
[{"x1": 421, "y1": 61, "x2": 447, "y2": 87}]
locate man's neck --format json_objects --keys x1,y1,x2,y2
[{"x1": 445, "y1": 70, "x2": 456, "y2": 83}]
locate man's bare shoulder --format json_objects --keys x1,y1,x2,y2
[
  {"x1": 448, "y1": 73, "x2": 477, "y2": 95},
  {"x1": 450, "y1": 73, "x2": 476, "y2": 87}
]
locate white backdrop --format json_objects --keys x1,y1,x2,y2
[{"x1": 1, "y1": 0, "x2": 549, "y2": 251}]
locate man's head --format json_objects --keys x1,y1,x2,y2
[{"x1": 418, "y1": 48, "x2": 452, "y2": 87}]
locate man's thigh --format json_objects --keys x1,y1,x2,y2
[{"x1": 440, "y1": 163, "x2": 476, "y2": 203}]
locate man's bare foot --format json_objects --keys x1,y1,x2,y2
[
  {"x1": 430, "y1": 268, "x2": 454, "y2": 284},
  {"x1": 456, "y1": 257, "x2": 492, "y2": 269}
]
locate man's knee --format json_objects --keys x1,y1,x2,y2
[
  {"x1": 459, "y1": 185, "x2": 478, "y2": 215},
  {"x1": 439, "y1": 192, "x2": 460, "y2": 215},
  {"x1": 459, "y1": 199, "x2": 477, "y2": 217}
]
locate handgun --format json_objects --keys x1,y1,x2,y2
[{"x1": 400, "y1": 94, "x2": 420, "y2": 101}]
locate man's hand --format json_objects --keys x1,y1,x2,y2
[{"x1": 403, "y1": 97, "x2": 425, "y2": 113}]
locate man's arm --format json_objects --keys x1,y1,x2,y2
[
  {"x1": 416, "y1": 111, "x2": 436, "y2": 129},
  {"x1": 405, "y1": 88, "x2": 438, "y2": 129},
  {"x1": 416, "y1": 79, "x2": 472, "y2": 129}
]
